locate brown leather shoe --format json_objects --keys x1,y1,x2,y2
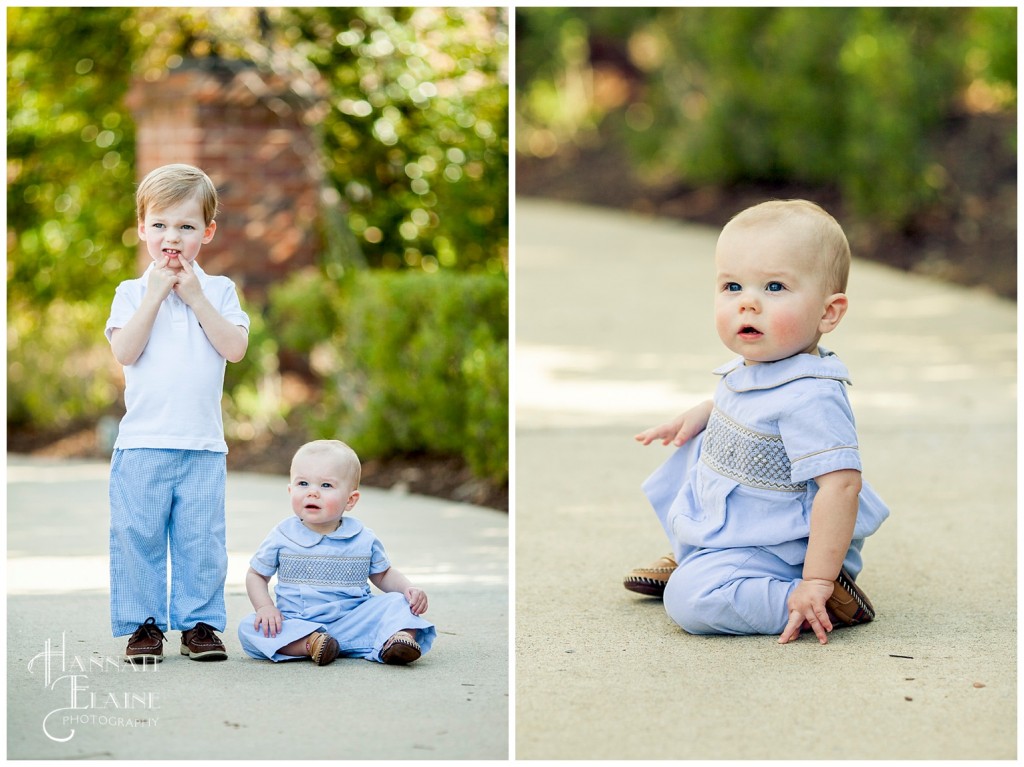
[
  {"x1": 306, "y1": 631, "x2": 340, "y2": 666},
  {"x1": 124, "y1": 617, "x2": 166, "y2": 664},
  {"x1": 381, "y1": 631, "x2": 421, "y2": 665},
  {"x1": 180, "y1": 622, "x2": 228, "y2": 661},
  {"x1": 827, "y1": 568, "x2": 876, "y2": 626},
  {"x1": 623, "y1": 554, "x2": 678, "y2": 597}
]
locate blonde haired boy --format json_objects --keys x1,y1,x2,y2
[{"x1": 106, "y1": 163, "x2": 249, "y2": 663}]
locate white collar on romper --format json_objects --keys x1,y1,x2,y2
[
  {"x1": 713, "y1": 346, "x2": 852, "y2": 393},
  {"x1": 278, "y1": 515, "x2": 366, "y2": 548}
]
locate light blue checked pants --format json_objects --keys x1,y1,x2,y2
[{"x1": 109, "y1": 448, "x2": 227, "y2": 637}]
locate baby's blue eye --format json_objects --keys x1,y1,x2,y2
[
  {"x1": 321, "y1": 482, "x2": 333, "y2": 489},
  {"x1": 766, "y1": 282, "x2": 784, "y2": 292},
  {"x1": 725, "y1": 282, "x2": 742, "y2": 292}
]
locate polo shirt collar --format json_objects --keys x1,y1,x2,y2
[
  {"x1": 279, "y1": 515, "x2": 365, "y2": 548},
  {"x1": 713, "y1": 346, "x2": 852, "y2": 392}
]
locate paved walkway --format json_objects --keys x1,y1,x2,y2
[
  {"x1": 7, "y1": 457, "x2": 508, "y2": 760},
  {"x1": 515, "y1": 198, "x2": 1016, "y2": 759}
]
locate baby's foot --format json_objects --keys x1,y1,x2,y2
[
  {"x1": 306, "y1": 631, "x2": 340, "y2": 666},
  {"x1": 380, "y1": 630, "x2": 421, "y2": 665}
]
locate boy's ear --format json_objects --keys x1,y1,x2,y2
[
  {"x1": 202, "y1": 220, "x2": 217, "y2": 244},
  {"x1": 346, "y1": 490, "x2": 361, "y2": 511},
  {"x1": 819, "y1": 293, "x2": 848, "y2": 334},
  {"x1": 137, "y1": 220, "x2": 147, "y2": 240}
]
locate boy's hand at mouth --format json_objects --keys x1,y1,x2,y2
[
  {"x1": 146, "y1": 256, "x2": 178, "y2": 302},
  {"x1": 172, "y1": 253, "x2": 205, "y2": 307}
]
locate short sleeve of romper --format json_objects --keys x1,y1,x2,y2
[
  {"x1": 250, "y1": 528, "x2": 285, "y2": 578},
  {"x1": 778, "y1": 376, "x2": 862, "y2": 484}
]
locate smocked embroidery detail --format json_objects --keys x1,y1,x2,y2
[
  {"x1": 278, "y1": 554, "x2": 370, "y2": 587},
  {"x1": 701, "y1": 408, "x2": 806, "y2": 492}
]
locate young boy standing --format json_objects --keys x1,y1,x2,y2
[{"x1": 106, "y1": 164, "x2": 249, "y2": 663}]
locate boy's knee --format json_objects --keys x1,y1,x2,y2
[
  {"x1": 663, "y1": 555, "x2": 782, "y2": 636},
  {"x1": 663, "y1": 566, "x2": 718, "y2": 634}
]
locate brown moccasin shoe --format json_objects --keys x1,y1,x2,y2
[
  {"x1": 623, "y1": 554, "x2": 678, "y2": 597},
  {"x1": 826, "y1": 568, "x2": 876, "y2": 626},
  {"x1": 381, "y1": 631, "x2": 421, "y2": 665},
  {"x1": 307, "y1": 631, "x2": 340, "y2": 666},
  {"x1": 124, "y1": 617, "x2": 166, "y2": 664},
  {"x1": 180, "y1": 622, "x2": 228, "y2": 661}
]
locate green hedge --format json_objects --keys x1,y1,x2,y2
[
  {"x1": 634, "y1": 7, "x2": 970, "y2": 227},
  {"x1": 7, "y1": 299, "x2": 122, "y2": 429},
  {"x1": 516, "y1": 7, "x2": 1016, "y2": 230},
  {"x1": 270, "y1": 268, "x2": 508, "y2": 483},
  {"x1": 8, "y1": 269, "x2": 508, "y2": 487}
]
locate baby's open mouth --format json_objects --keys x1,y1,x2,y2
[{"x1": 739, "y1": 326, "x2": 762, "y2": 336}]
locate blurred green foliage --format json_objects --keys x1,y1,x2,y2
[
  {"x1": 516, "y1": 6, "x2": 1016, "y2": 229},
  {"x1": 269, "y1": 269, "x2": 509, "y2": 482},
  {"x1": 7, "y1": 7, "x2": 139, "y2": 310},
  {"x1": 7, "y1": 298, "x2": 122, "y2": 429},
  {"x1": 8, "y1": 7, "x2": 509, "y2": 483},
  {"x1": 127, "y1": 6, "x2": 508, "y2": 274}
]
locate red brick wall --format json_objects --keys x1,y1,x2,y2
[{"x1": 126, "y1": 60, "x2": 324, "y2": 297}]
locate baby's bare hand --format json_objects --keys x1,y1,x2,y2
[
  {"x1": 635, "y1": 416, "x2": 689, "y2": 446},
  {"x1": 778, "y1": 578, "x2": 835, "y2": 645},
  {"x1": 254, "y1": 606, "x2": 283, "y2": 637},
  {"x1": 405, "y1": 587, "x2": 428, "y2": 615}
]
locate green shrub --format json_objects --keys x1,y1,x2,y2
[
  {"x1": 7, "y1": 299, "x2": 122, "y2": 429},
  {"x1": 633, "y1": 7, "x2": 969, "y2": 227},
  {"x1": 516, "y1": 7, "x2": 1017, "y2": 230},
  {"x1": 273, "y1": 269, "x2": 509, "y2": 483},
  {"x1": 222, "y1": 302, "x2": 289, "y2": 443}
]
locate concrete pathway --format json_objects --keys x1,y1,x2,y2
[
  {"x1": 7, "y1": 457, "x2": 508, "y2": 760},
  {"x1": 515, "y1": 198, "x2": 1016, "y2": 760}
]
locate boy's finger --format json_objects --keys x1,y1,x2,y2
[{"x1": 778, "y1": 611, "x2": 802, "y2": 644}]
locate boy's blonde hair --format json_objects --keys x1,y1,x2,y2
[
  {"x1": 725, "y1": 199, "x2": 851, "y2": 294},
  {"x1": 136, "y1": 164, "x2": 219, "y2": 225},
  {"x1": 290, "y1": 440, "x2": 362, "y2": 487}
]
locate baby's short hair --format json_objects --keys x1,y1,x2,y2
[
  {"x1": 726, "y1": 199, "x2": 851, "y2": 294},
  {"x1": 136, "y1": 164, "x2": 219, "y2": 225},
  {"x1": 290, "y1": 439, "x2": 362, "y2": 487}
]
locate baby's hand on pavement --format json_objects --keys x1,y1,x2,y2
[
  {"x1": 405, "y1": 587, "x2": 428, "y2": 615},
  {"x1": 778, "y1": 578, "x2": 835, "y2": 645}
]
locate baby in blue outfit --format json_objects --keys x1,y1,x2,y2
[
  {"x1": 630, "y1": 200, "x2": 888, "y2": 645},
  {"x1": 239, "y1": 440, "x2": 436, "y2": 665}
]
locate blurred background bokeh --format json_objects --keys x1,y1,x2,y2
[
  {"x1": 8, "y1": 7, "x2": 509, "y2": 509},
  {"x1": 516, "y1": 7, "x2": 1015, "y2": 299}
]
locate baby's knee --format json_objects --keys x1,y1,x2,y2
[
  {"x1": 663, "y1": 556, "x2": 786, "y2": 636},
  {"x1": 663, "y1": 566, "x2": 720, "y2": 634}
]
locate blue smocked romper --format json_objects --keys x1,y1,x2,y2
[
  {"x1": 237, "y1": 516, "x2": 436, "y2": 662},
  {"x1": 643, "y1": 349, "x2": 889, "y2": 636}
]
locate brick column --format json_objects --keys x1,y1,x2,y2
[{"x1": 126, "y1": 58, "x2": 326, "y2": 297}]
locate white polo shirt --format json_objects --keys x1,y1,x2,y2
[{"x1": 105, "y1": 261, "x2": 250, "y2": 452}]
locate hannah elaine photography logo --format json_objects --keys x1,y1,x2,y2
[{"x1": 27, "y1": 633, "x2": 161, "y2": 743}]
